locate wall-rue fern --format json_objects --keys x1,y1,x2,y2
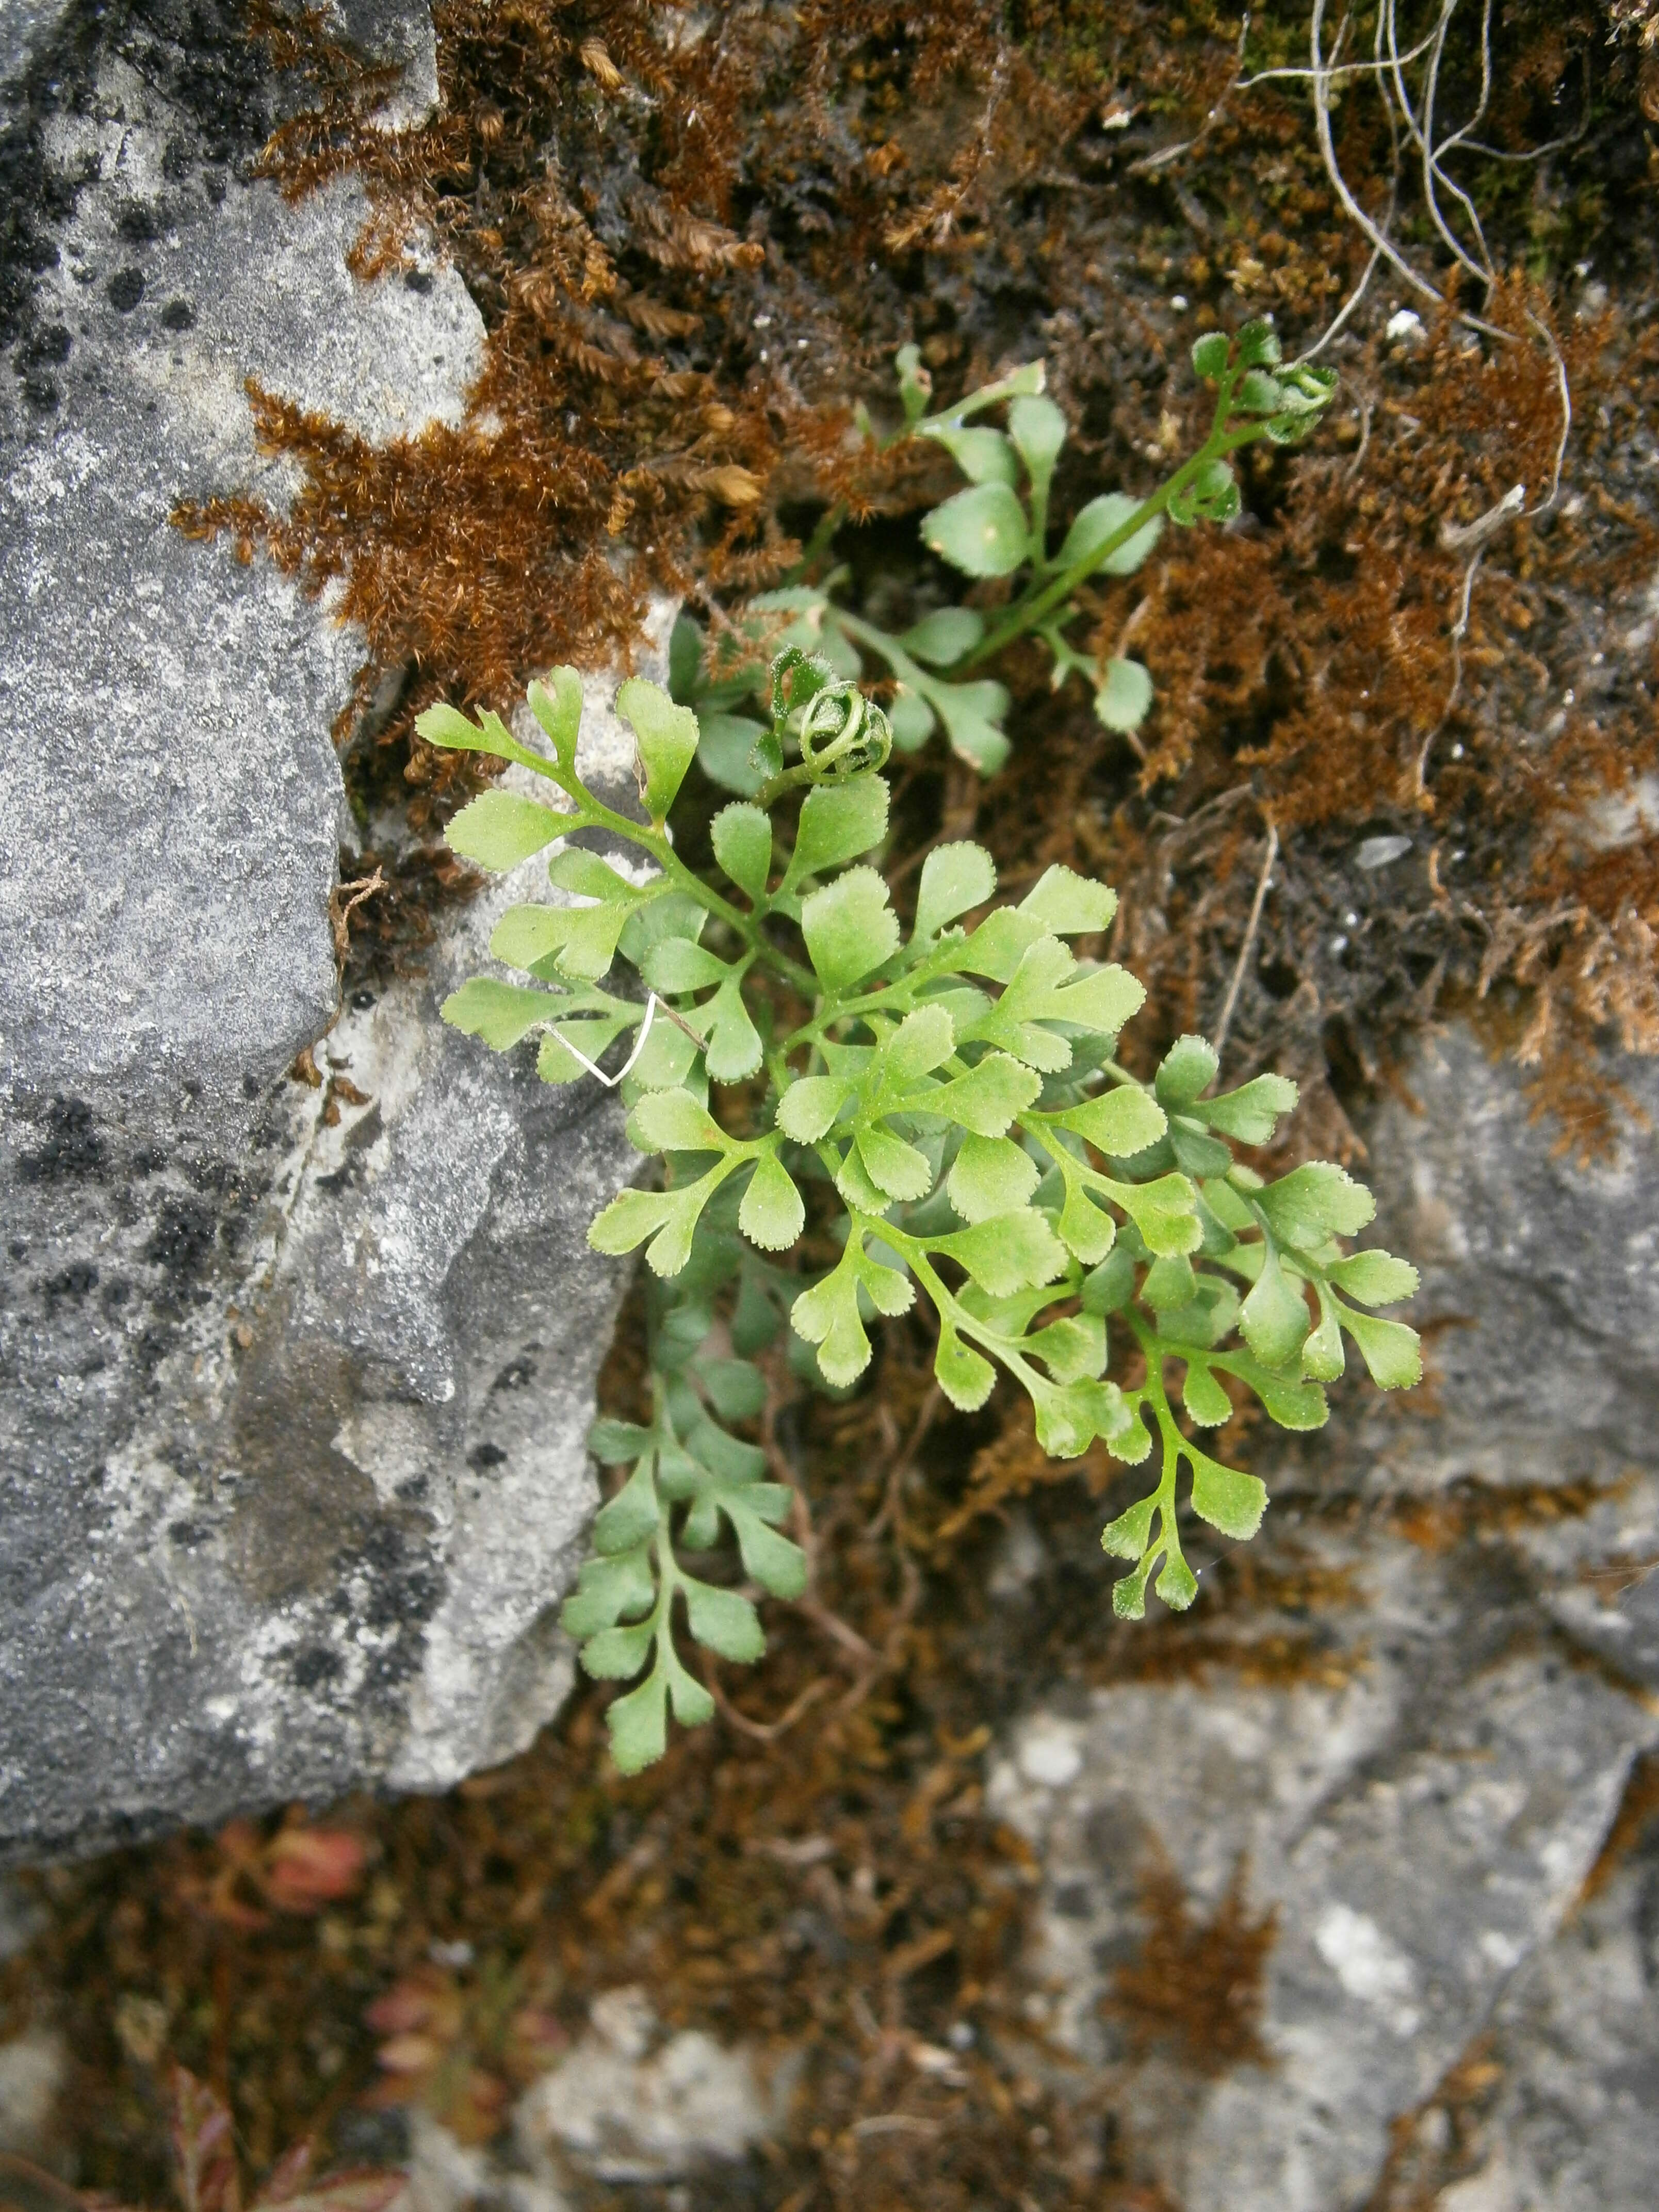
[
  {"x1": 675, "y1": 320, "x2": 1337, "y2": 783},
  {"x1": 423, "y1": 413, "x2": 1419, "y2": 1770}
]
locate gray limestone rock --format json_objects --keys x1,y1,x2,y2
[
  {"x1": 988, "y1": 1523, "x2": 1659, "y2": 2212},
  {"x1": 5, "y1": 9, "x2": 1657, "y2": 2197},
  {"x1": 0, "y1": 2, "x2": 69, "y2": 85},
  {"x1": 1447, "y1": 1776, "x2": 1659, "y2": 2212},
  {"x1": 326, "y1": 0, "x2": 440, "y2": 128},
  {"x1": 516, "y1": 1984, "x2": 796, "y2": 2187},
  {"x1": 980, "y1": 1030, "x2": 1659, "y2": 2212},
  {"x1": 0, "y1": 3, "x2": 637, "y2": 1858},
  {"x1": 1358, "y1": 1026, "x2": 1659, "y2": 1493},
  {"x1": 2, "y1": 12, "x2": 478, "y2": 1088}
]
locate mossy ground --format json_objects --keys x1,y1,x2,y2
[{"x1": 10, "y1": 3, "x2": 1659, "y2": 2202}]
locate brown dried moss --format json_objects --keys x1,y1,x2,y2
[
  {"x1": 1011, "y1": 278, "x2": 1659, "y2": 1149},
  {"x1": 1107, "y1": 1850, "x2": 1277, "y2": 2074},
  {"x1": 951, "y1": 33, "x2": 1657, "y2": 1151},
  {"x1": 1576, "y1": 1745, "x2": 1659, "y2": 1904},
  {"x1": 175, "y1": 6, "x2": 1659, "y2": 1141},
  {"x1": 1362, "y1": 2035, "x2": 1509, "y2": 2212},
  {"x1": 1388, "y1": 1472, "x2": 1634, "y2": 1554},
  {"x1": 177, "y1": 1, "x2": 1083, "y2": 772}
]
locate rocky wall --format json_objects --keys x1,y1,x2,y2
[
  {"x1": 0, "y1": 0, "x2": 633, "y2": 1860},
  {"x1": 983, "y1": 1033, "x2": 1659, "y2": 2211}
]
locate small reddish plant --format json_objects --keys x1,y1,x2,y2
[{"x1": 2, "y1": 2068, "x2": 402, "y2": 2212}]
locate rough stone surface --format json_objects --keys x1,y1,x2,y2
[
  {"x1": 1357, "y1": 1026, "x2": 1659, "y2": 1490},
  {"x1": 0, "y1": 1, "x2": 69, "y2": 85},
  {"x1": 5, "y1": 9, "x2": 1659, "y2": 2197},
  {"x1": 979, "y1": 1031, "x2": 1659, "y2": 2212},
  {"x1": 515, "y1": 1985, "x2": 793, "y2": 2188},
  {"x1": 988, "y1": 1524, "x2": 1659, "y2": 2212},
  {"x1": 0, "y1": 3, "x2": 637, "y2": 1859},
  {"x1": 1455, "y1": 1784, "x2": 1659, "y2": 2212},
  {"x1": 2, "y1": 9, "x2": 479, "y2": 1087},
  {"x1": 327, "y1": 0, "x2": 439, "y2": 128}
]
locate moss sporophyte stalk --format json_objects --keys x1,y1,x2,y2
[{"x1": 426, "y1": 335, "x2": 1413, "y2": 1774}]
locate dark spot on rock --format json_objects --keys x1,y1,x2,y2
[
  {"x1": 136, "y1": 1326, "x2": 174, "y2": 1373},
  {"x1": 18, "y1": 321, "x2": 70, "y2": 365},
  {"x1": 106, "y1": 268, "x2": 145, "y2": 312},
  {"x1": 161, "y1": 136, "x2": 193, "y2": 182},
  {"x1": 351, "y1": 988, "x2": 377, "y2": 1011},
  {"x1": 315, "y1": 1161, "x2": 357, "y2": 1196},
  {"x1": 395, "y1": 1475, "x2": 429, "y2": 1503},
  {"x1": 291, "y1": 1645, "x2": 343, "y2": 1689},
  {"x1": 342, "y1": 1104, "x2": 383, "y2": 1154},
  {"x1": 167, "y1": 1520, "x2": 207, "y2": 1548},
  {"x1": 336, "y1": 1516, "x2": 447, "y2": 1635},
  {"x1": 161, "y1": 1439, "x2": 209, "y2": 1485},
  {"x1": 189, "y1": 1157, "x2": 244, "y2": 1198},
  {"x1": 42, "y1": 1262, "x2": 98, "y2": 1308},
  {"x1": 1090, "y1": 1929, "x2": 1138, "y2": 1972},
  {"x1": 363, "y1": 1642, "x2": 419, "y2": 1691},
  {"x1": 144, "y1": 1195, "x2": 216, "y2": 1280},
  {"x1": 115, "y1": 202, "x2": 159, "y2": 243},
  {"x1": 467, "y1": 1442, "x2": 508, "y2": 1470},
  {"x1": 332, "y1": 2109, "x2": 410, "y2": 2164},
  {"x1": 492, "y1": 1355, "x2": 536, "y2": 1392},
  {"x1": 203, "y1": 171, "x2": 227, "y2": 205},
  {"x1": 101, "y1": 1280, "x2": 131, "y2": 1312},
  {"x1": 20, "y1": 372, "x2": 59, "y2": 409},
  {"x1": 160, "y1": 297, "x2": 194, "y2": 331},
  {"x1": 353, "y1": 1522, "x2": 408, "y2": 1575},
  {"x1": 365, "y1": 1584, "x2": 416, "y2": 1637},
  {"x1": 7, "y1": 1242, "x2": 27, "y2": 1262},
  {"x1": 1083, "y1": 1799, "x2": 1142, "y2": 1863},
  {"x1": 1052, "y1": 1880, "x2": 1094, "y2": 1921},
  {"x1": 241, "y1": 1072, "x2": 259, "y2": 1098},
  {"x1": 17, "y1": 1097, "x2": 105, "y2": 1182},
  {"x1": 131, "y1": 1146, "x2": 167, "y2": 1176},
  {"x1": 403, "y1": 267, "x2": 433, "y2": 293}
]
